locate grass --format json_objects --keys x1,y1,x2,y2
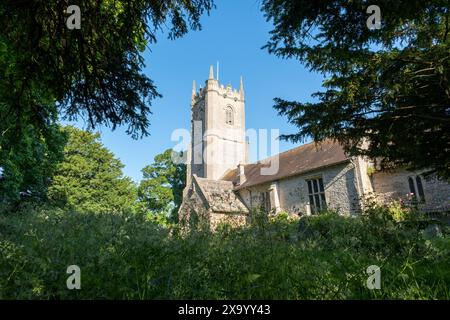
[{"x1": 0, "y1": 203, "x2": 449, "y2": 299}]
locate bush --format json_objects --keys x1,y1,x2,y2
[{"x1": 0, "y1": 204, "x2": 449, "y2": 299}]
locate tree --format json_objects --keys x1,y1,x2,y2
[
  {"x1": 48, "y1": 126, "x2": 137, "y2": 213},
  {"x1": 0, "y1": 33, "x2": 66, "y2": 205},
  {"x1": 138, "y1": 149, "x2": 186, "y2": 220},
  {"x1": 1, "y1": 0, "x2": 214, "y2": 136},
  {"x1": 0, "y1": 0, "x2": 214, "y2": 203},
  {"x1": 261, "y1": 0, "x2": 450, "y2": 179},
  {"x1": 0, "y1": 108, "x2": 66, "y2": 206}
]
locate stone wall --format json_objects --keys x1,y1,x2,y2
[
  {"x1": 238, "y1": 162, "x2": 362, "y2": 215},
  {"x1": 179, "y1": 176, "x2": 250, "y2": 231},
  {"x1": 210, "y1": 212, "x2": 248, "y2": 231},
  {"x1": 238, "y1": 183, "x2": 274, "y2": 212},
  {"x1": 190, "y1": 70, "x2": 247, "y2": 181},
  {"x1": 194, "y1": 177, "x2": 249, "y2": 213},
  {"x1": 372, "y1": 169, "x2": 450, "y2": 212}
]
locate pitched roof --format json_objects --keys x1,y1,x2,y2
[
  {"x1": 221, "y1": 139, "x2": 349, "y2": 189},
  {"x1": 193, "y1": 176, "x2": 249, "y2": 213}
]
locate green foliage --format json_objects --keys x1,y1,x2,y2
[
  {"x1": 0, "y1": 0, "x2": 214, "y2": 137},
  {"x1": 363, "y1": 193, "x2": 427, "y2": 223},
  {"x1": 0, "y1": 120, "x2": 66, "y2": 207},
  {"x1": 1, "y1": 27, "x2": 66, "y2": 203},
  {"x1": 1, "y1": 204, "x2": 449, "y2": 299},
  {"x1": 138, "y1": 149, "x2": 186, "y2": 220},
  {"x1": 261, "y1": 0, "x2": 450, "y2": 179},
  {"x1": 47, "y1": 126, "x2": 137, "y2": 214},
  {"x1": 0, "y1": 203, "x2": 169, "y2": 299},
  {"x1": 385, "y1": 201, "x2": 422, "y2": 222},
  {"x1": 0, "y1": 0, "x2": 214, "y2": 204}
]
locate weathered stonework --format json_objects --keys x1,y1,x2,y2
[
  {"x1": 210, "y1": 213, "x2": 248, "y2": 231},
  {"x1": 179, "y1": 67, "x2": 450, "y2": 230},
  {"x1": 372, "y1": 169, "x2": 450, "y2": 212},
  {"x1": 188, "y1": 65, "x2": 247, "y2": 183},
  {"x1": 178, "y1": 175, "x2": 249, "y2": 231},
  {"x1": 236, "y1": 161, "x2": 361, "y2": 216}
]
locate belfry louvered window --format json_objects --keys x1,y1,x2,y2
[
  {"x1": 225, "y1": 106, "x2": 233, "y2": 125},
  {"x1": 307, "y1": 178, "x2": 326, "y2": 214}
]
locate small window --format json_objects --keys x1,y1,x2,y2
[
  {"x1": 408, "y1": 177, "x2": 415, "y2": 195},
  {"x1": 408, "y1": 175, "x2": 425, "y2": 202},
  {"x1": 225, "y1": 106, "x2": 234, "y2": 125},
  {"x1": 262, "y1": 191, "x2": 271, "y2": 212},
  {"x1": 306, "y1": 177, "x2": 326, "y2": 214}
]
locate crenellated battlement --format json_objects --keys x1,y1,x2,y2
[
  {"x1": 188, "y1": 65, "x2": 247, "y2": 181},
  {"x1": 192, "y1": 65, "x2": 244, "y2": 105}
]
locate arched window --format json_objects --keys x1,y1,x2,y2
[
  {"x1": 408, "y1": 175, "x2": 426, "y2": 202},
  {"x1": 408, "y1": 177, "x2": 415, "y2": 195},
  {"x1": 416, "y1": 176, "x2": 425, "y2": 200},
  {"x1": 225, "y1": 106, "x2": 234, "y2": 125}
]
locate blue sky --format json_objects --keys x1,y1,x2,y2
[{"x1": 69, "y1": 0, "x2": 324, "y2": 182}]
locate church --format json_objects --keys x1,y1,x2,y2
[{"x1": 178, "y1": 66, "x2": 450, "y2": 229}]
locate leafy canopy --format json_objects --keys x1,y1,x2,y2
[
  {"x1": 0, "y1": 106, "x2": 66, "y2": 205},
  {"x1": 261, "y1": 0, "x2": 450, "y2": 179},
  {"x1": 138, "y1": 149, "x2": 186, "y2": 219},
  {"x1": 0, "y1": 0, "x2": 213, "y2": 202},
  {"x1": 48, "y1": 126, "x2": 137, "y2": 214},
  {"x1": 1, "y1": 0, "x2": 214, "y2": 137}
]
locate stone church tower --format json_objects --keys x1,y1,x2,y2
[
  {"x1": 187, "y1": 65, "x2": 248, "y2": 185},
  {"x1": 180, "y1": 66, "x2": 450, "y2": 230}
]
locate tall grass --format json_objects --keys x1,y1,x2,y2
[{"x1": 0, "y1": 203, "x2": 449, "y2": 299}]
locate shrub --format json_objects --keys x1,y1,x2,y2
[{"x1": 0, "y1": 204, "x2": 449, "y2": 299}]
